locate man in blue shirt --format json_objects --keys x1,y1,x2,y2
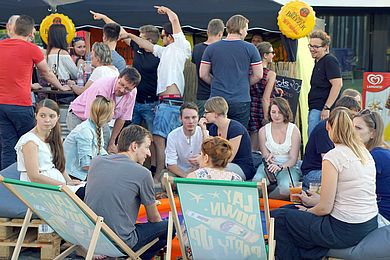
[
  {"x1": 102, "y1": 23, "x2": 126, "y2": 73},
  {"x1": 301, "y1": 96, "x2": 361, "y2": 188},
  {"x1": 200, "y1": 14, "x2": 263, "y2": 128}
]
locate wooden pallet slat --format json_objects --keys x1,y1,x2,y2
[{"x1": 0, "y1": 218, "x2": 61, "y2": 260}]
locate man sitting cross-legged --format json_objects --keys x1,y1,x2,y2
[{"x1": 85, "y1": 125, "x2": 173, "y2": 259}]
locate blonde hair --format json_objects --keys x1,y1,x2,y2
[
  {"x1": 309, "y1": 30, "x2": 331, "y2": 46},
  {"x1": 226, "y1": 15, "x2": 248, "y2": 35},
  {"x1": 354, "y1": 109, "x2": 388, "y2": 151},
  {"x1": 204, "y1": 96, "x2": 229, "y2": 116},
  {"x1": 90, "y1": 96, "x2": 115, "y2": 154},
  {"x1": 328, "y1": 107, "x2": 369, "y2": 164}
]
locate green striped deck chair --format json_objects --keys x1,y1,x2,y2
[
  {"x1": 163, "y1": 175, "x2": 276, "y2": 260},
  {"x1": 0, "y1": 176, "x2": 159, "y2": 260}
]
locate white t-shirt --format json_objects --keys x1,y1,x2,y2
[
  {"x1": 324, "y1": 144, "x2": 378, "y2": 223},
  {"x1": 153, "y1": 32, "x2": 191, "y2": 95},
  {"x1": 89, "y1": 65, "x2": 119, "y2": 82},
  {"x1": 165, "y1": 126, "x2": 204, "y2": 172}
]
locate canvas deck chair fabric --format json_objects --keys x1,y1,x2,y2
[
  {"x1": 164, "y1": 176, "x2": 276, "y2": 260},
  {"x1": 0, "y1": 176, "x2": 160, "y2": 260}
]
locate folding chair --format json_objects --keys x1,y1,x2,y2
[
  {"x1": 163, "y1": 175, "x2": 275, "y2": 260},
  {"x1": 0, "y1": 176, "x2": 162, "y2": 260}
]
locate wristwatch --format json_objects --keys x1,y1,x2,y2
[{"x1": 323, "y1": 105, "x2": 331, "y2": 110}]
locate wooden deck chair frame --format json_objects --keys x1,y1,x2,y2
[
  {"x1": 163, "y1": 174, "x2": 276, "y2": 260},
  {"x1": 0, "y1": 176, "x2": 163, "y2": 260}
]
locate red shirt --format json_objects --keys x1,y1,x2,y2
[{"x1": 0, "y1": 39, "x2": 44, "y2": 106}]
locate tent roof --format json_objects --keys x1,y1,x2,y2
[
  {"x1": 274, "y1": 0, "x2": 390, "y2": 7},
  {"x1": 1, "y1": 0, "x2": 282, "y2": 32}
]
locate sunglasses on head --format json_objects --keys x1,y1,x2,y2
[
  {"x1": 72, "y1": 36, "x2": 85, "y2": 43},
  {"x1": 358, "y1": 108, "x2": 377, "y2": 129}
]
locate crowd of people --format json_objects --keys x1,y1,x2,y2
[{"x1": 0, "y1": 5, "x2": 389, "y2": 260}]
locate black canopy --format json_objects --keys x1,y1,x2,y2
[{"x1": 1, "y1": 0, "x2": 282, "y2": 32}]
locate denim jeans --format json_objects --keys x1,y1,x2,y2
[
  {"x1": 303, "y1": 169, "x2": 322, "y2": 190},
  {"x1": 308, "y1": 109, "x2": 322, "y2": 137},
  {"x1": 152, "y1": 103, "x2": 181, "y2": 139},
  {"x1": 132, "y1": 220, "x2": 174, "y2": 259},
  {"x1": 227, "y1": 102, "x2": 251, "y2": 128},
  {"x1": 132, "y1": 101, "x2": 157, "y2": 131},
  {"x1": 0, "y1": 104, "x2": 35, "y2": 169}
]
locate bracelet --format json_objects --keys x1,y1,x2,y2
[
  {"x1": 305, "y1": 208, "x2": 308, "y2": 212},
  {"x1": 323, "y1": 105, "x2": 331, "y2": 110}
]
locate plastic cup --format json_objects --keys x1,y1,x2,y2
[
  {"x1": 289, "y1": 181, "x2": 302, "y2": 203},
  {"x1": 309, "y1": 182, "x2": 321, "y2": 194}
]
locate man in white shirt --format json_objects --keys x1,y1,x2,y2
[
  {"x1": 165, "y1": 103, "x2": 207, "y2": 178},
  {"x1": 121, "y1": 6, "x2": 191, "y2": 182}
]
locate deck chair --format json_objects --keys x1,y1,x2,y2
[
  {"x1": 0, "y1": 176, "x2": 161, "y2": 260},
  {"x1": 163, "y1": 175, "x2": 276, "y2": 260}
]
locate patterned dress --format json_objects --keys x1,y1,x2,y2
[{"x1": 248, "y1": 67, "x2": 276, "y2": 132}]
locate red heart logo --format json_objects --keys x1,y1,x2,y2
[{"x1": 367, "y1": 74, "x2": 383, "y2": 85}]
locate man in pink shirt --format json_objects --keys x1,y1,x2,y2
[{"x1": 67, "y1": 67, "x2": 141, "y2": 153}]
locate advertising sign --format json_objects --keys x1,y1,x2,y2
[{"x1": 362, "y1": 72, "x2": 390, "y2": 143}]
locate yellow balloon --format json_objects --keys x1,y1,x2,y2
[
  {"x1": 385, "y1": 122, "x2": 390, "y2": 143},
  {"x1": 277, "y1": 0, "x2": 316, "y2": 40},
  {"x1": 39, "y1": 13, "x2": 76, "y2": 45}
]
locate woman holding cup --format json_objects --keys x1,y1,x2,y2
[
  {"x1": 253, "y1": 97, "x2": 301, "y2": 200},
  {"x1": 271, "y1": 107, "x2": 378, "y2": 260}
]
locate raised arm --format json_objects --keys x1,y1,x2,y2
[
  {"x1": 154, "y1": 6, "x2": 182, "y2": 34},
  {"x1": 90, "y1": 10, "x2": 130, "y2": 45},
  {"x1": 125, "y1": 33, "x2": 155, "y2": 52}
]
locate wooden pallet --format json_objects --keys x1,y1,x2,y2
[{"x1": 0, "y1": 218, "x2": 61, "y2": 260}]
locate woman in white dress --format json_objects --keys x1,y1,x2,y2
[
  {"x1": 254, "y1": 97, "x2": 301, "y2": 200},
  {"x1": 15, "y1": 99, "x2": 80, "y2": 191}
]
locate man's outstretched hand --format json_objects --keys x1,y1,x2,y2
[{"x1": 90, "y1": 10, "x2": 106, "y2": 20}]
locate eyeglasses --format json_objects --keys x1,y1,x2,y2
[
  {"x1": 358, "y1": 109, "x2": 377, "y2": 129},
  {"x1": 308, "y1": 44, "x2": 324, "y2": 49},
  {"x1": 265, "y1": 51, "x2": 275, "y2": 54}
]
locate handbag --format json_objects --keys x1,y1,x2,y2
[{"x1": 262, "y1": 158, "x2": 278, "y2": 193}]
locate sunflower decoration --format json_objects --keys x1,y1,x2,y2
[{"x1": 367, "y1": 100, "x2": 383, "y2": 112}]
